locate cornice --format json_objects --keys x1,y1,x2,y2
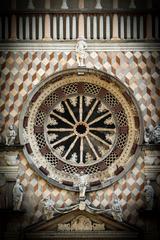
[{"x1": 0, "y1": 41, "x2": 160, "y2": 52}]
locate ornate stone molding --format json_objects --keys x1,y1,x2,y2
[{"x1": 0, "y1": 42, "x2": 160, "y2": 52}]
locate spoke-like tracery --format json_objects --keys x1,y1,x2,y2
[
  {"x1": 51, "y1": 133, "x2": 75, "y2": 147},
  {"x1": 46, "y1": 95, "x2": 116, "y2": 165},
  {"x1": 85, "y1": 135, "x2": 99, "y2": 159},
  {"x1": 88, "y1": 112, "x2": 110, "y2": 126},
  {"x1": 64, "y1": 136, "x2": 79, "y2": 158},
  {"x1": 79, "y1": 95, "x2": 83, "y2": 122},
  {"x1": 64, "y1": 100, "x2": 78, "y2": 123},
  {"x1": 85, "y1": 99, "x2": 99, "y2": 122}
]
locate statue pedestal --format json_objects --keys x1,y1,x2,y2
[{"x1": 141, "y1": 144, "x2": 160, "y2": 180}]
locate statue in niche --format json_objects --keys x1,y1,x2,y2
[
  {"x1": 144, "y1": 123, "x2": 160, "y2": 144},
  {"x1": 76, "y1": 39, "x2": 88, "y2": 67},
  {"x1": 41, "y1": 196, "x2": 55, "y2": 221},
  {"x1": 5, "y1": 124, "x2": 17, "y2": 146},
  {"x1": 143, "y1": 179, "x2": 154, "y2": 210},
  {"x1": 78, "y1": 171, "x2": 88, "y2": 200},
  {"x1": 111, "y1": 194, "x2": 123, "y2": 222},
  {"x1": 12, "y1": 179, "x2": 24, "y2": 211}
]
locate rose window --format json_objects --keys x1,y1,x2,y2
[
  {"x1": 45, "y1": 95, "x2": 116, "y2": 165},
  {"x1": 20, "y1": 69, "x2": 142, "y2": 191}
]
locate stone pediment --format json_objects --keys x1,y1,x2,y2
[{"x1": 24, "y1": 210, "x2": 140, "y2": 239}]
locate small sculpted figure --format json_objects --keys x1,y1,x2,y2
[
  {"x1": 111, "y1": 195, "x2": 123, "y2": 222},
  {"x1": 143, "y1": 179, "x2": 154, "y2": 210},
  {"x1": 13, "y1": 179, "x2": 24, "y2": 210},
  {"x1": 78, "y1": 171, "x2": 88, "y2": 200},
  {"x1": 5, "y1": 124, "x2": 17, "y2": 146},
  {"x1": 41, "y1": 196, "x2": 54, "y2": 220},
  {"x1": 144, "y1": 124, "x2": 160, "y2": 144},
  {"x1": 76, "y1": 39, "x2": 87, "y2": 67}
]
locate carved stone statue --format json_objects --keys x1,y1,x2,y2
[
  {"x1": 144, "y1": 126, "x2": 151, "y2": 144},
  {"x1": 41, "y1": 196, "x2": 54, "y2": 220},
  {"x1": 76, "y1": 39, "x2": 87, "y2": 67},
  {"x1": 144, "y1": 124, "x2": 160, "y2": 144},
  {"x1": 78, "y1": 171, "x2": 88, "y2": 200},
  {"x1": 111, "y1": 195, "x2": 123, "y2": 222},
  {"x1": 143, "y1": 179, "x2": 154, "y2": 210},
  {"x1": 13, "y1": 179, "x2": 24, "y2": 210},
  {"x1": 5, "y1": 124, "x2": 17, "y2": 146}
]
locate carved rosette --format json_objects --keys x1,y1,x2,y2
[{"x1": 19, "y1": 69, "x2": 142, "y2": 191}]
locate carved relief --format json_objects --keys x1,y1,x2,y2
[
  {"x1": 57, "y1": 215, "x2": 105, "y2": 232},
  {"x1": 71, "y1": 215, "x2": 92, "y2": 231}
]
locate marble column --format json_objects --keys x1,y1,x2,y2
[
  {"x1": 43, "y1": 0, "x2": 52, "y2": 40},
  {"x1": 44, "y1": 14, "x2": 52, "y2": 40},
  {"x1": 78, "y1": 0, "x2": 85, "y2": 38},
  {"x1": 112, "y1": 0, "x2": 119, "y2": 40}
]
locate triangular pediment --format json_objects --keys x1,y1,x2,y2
[{"x1": 24, "y1": 210, "x2": 140, "y2": 240}]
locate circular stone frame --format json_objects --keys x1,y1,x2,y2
[{"x1": 19, "y1": 68, "x2": 143, "y2": 192}]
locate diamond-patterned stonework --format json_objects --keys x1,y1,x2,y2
[
  {"x1": 0, "y1": 49, "x2": 160, "y2": 228},
  {"x1": 0, "y1": 51, "x2": 160, "y2": 129}
]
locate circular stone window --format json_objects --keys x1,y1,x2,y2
[{"x1": 19, "y1": 68, "x2": 143, "y2": 191}]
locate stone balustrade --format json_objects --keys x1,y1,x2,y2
[
  {"x1": 0, "y1": 11, "x2": 159, "y2": 41},
  {"x1": 0, "y1": 0, "x2": 159, "y2": 41}
]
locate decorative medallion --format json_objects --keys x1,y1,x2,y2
[{"x1": 19, "y1": 68, "x2": 143, "y2": 191}]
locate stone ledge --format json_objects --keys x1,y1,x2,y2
[
  {"x1": 0, "y1": 41, "x2": 160, "y2": 51},
  {"x1": 144, "y1": 166, "x2": 160, "y2": 180},
  {"x1": 0, "y1": 166, "x2": 19, "y2": 181},
  {"x1": 0, "y1": 144, "x2": 24, "y2": 152}
]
